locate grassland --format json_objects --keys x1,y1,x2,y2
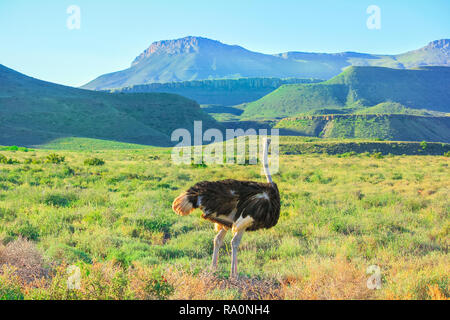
[{"x1": 0, "y1": 136, "x2": 448, "y2": 300}]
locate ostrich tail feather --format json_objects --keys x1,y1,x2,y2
[{"x1": 172, "y1": 192, "x2": 194, "y2": 216}]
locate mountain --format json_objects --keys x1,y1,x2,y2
[
  {"x1": 394, "y1": 39, "x2": 450, "y2": 68},
  {"x1": 240, "y1": 66, "x2": 450, "y2": 119},
  {"x1": 82, "y1": 37, "x2": 450, "y2": 90},
  {"x1": 0, "y1": 64, "x2": 220, "y2": 147},
  {"x1": 109, "y1": 78, "x2": 322, "y2": 106},
  {"x1": 82, "y1": 37, "x2": 313, "y2": 90},
  {"x1": 274, "y1": 39, "x2": 450, "y2": 77}
]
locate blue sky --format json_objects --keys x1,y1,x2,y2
[{"x1": 0, "y1": 0, "x2": 449, "y2": 86}]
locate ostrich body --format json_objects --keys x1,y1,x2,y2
[{"x1": 172, "y1": 138, "x2": 280, "y2": 278}]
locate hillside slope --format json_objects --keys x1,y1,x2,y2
[
  {"x1": 241, "y1": 66, "x2": 450, "y2": 119},
  {"x1": 82, "y1": 37, "x2": 450, "y2": 90},
  {"x1": 275, "y1": 114, "x2": 450, "y2": 143},
  {"x1": 0, "y1": 64, "x2": 219, "y2": 147}
]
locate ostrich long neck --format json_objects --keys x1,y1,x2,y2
[{"x1": 263, "y1": 139, "x2": 273, "y2": 184}]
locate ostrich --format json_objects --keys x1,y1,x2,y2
[{"x1": 172, "y1": 138, "x2": 280, "y2": 278}]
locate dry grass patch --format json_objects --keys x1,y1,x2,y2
[
  {"x1": 280, "y1": 256, "x2": 375, "y2": 300},
  {"x1": 0, "y1": 237, "x2": 49, "y2": 283},
  {"x1": 165, "y1": 268, "x2": 282, "y2": 300}
]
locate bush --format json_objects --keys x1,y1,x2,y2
[
  {"x1": 191, "y1": 162, "x2": 208, "y2": 168},
  {"x1": 0, "y1": 146, "x2": 29, "y2": 152},
  {"x1": 62, "y1": 166, "x2": 75, "y2": 176},
  {"x1": 0, "y1": 237, "x2": 48, "y2": 283},
  {"x1": 338, "y1": 151, "x2": 357, "y2": 158},
  {"x1": 42, "y1": 192, "x2": 78, "y2": 208},
  {"x1": 128, "y1": 263, "x2": 173, "y2": 299},
  {"x1": 420, "y1": 141, "x2": 428, "y2": 150},
  {"x1": 24, "y1": 157, "x2": 42, "y2": 164},
  {"x1": 0, "y1": 266, "x2": 24, "y2": 300},
  {"x1": 45, "y1": 153, "x2": 65, "y2": 164},
  {"x1": 84, "y1": 157, "x2": 105, "y2": 166},
  {"x1": 392, "y1": 172, "x2": 403, "y2": 180},
  {"x1": 8, "y1": 221, "x2": 40, "y2": 241},
  {"x1": 0, "y1": 154, "x2": 19, "y2": 164},
  {"x1": 370, "y1": 152, "x2": 384, "y2": 159}
]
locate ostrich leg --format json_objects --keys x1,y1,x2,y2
[
  {"x1": 211, "y1": 228, "x2": 227, "y2": 269},
  {"x1": 230, "y1": 230, "x2": 244, "y2": 278}
]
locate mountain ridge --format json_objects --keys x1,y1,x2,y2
[{"x1": 82, "y1": 37, "x2": 450, "y2": 90}]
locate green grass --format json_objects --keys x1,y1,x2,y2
[
  {"x1": 28, "y1": 136, "x2": 450, "y2": 156},
  {"x1": 0, "y1": 138, "x2": 449, "y2": 300},
  {"x1": 37, "y1": 137, "x2": 155, "y2": 151}
]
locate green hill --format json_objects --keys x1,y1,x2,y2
[
  {"x1": 241, "y1": 66, "x2": 450, "y2": 119},
  {"x1": 275, "y1": 114, "x2": 450, "y2": 143},
  {"x1": 0, "y1": 64, "x2": 220, "y2": 147}
]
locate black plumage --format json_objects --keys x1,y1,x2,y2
[{"x1": 180, "y1": 179, "x2": 280, "y2": 231}]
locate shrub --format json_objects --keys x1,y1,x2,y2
[
  {"x1": 191, "y1": 162, "x2": 207, "y2": 168},
  {"x1": 0, "y1": 265, "x2": 24, "y2": 300},
  {"x1": 84, "y1": 157, "x2": 105, "y2": 166},
  {"x1": 392, "y1": 172, "x2": 403, "y2": 180},
  {"x1": 339, "y1": 151, "x2": 357, "y2": 158},
  {"x1": 420, "y1": 141, "x2": 428, "y2": 150},
  {"x1": 43, "y1": 192, "x2": 78, "y2": 208},
  {"x1": 62, "y1": 166, "x2": 75, "y2": 176},
  {"x1": 128, "y1": 263, "x2": 174, "y2": 299},
  {"x1": 45, "y1": 153, "x2": 65, "y2": 164},
  {"x1": 0, "y1": 237, "x2": 48, "y2": 283},
  {"x1": 370, "y1": 152, "x2": 384, "y2": 159},
  {"x1": 0, "y1": 146, "x2": 28, "y2": 152},
  {"x1": 7, "y1": 221, "x2": 40, "y2": 241},
  {"x1": 0, "y1": 154, "x2": 19, "y2": 164},
  {"x1": 46, "y1": 244, "x2": 92, "y2": 264},
  {"x1": 24, "y1": 157, "x2": 42, "y2": 164}
]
